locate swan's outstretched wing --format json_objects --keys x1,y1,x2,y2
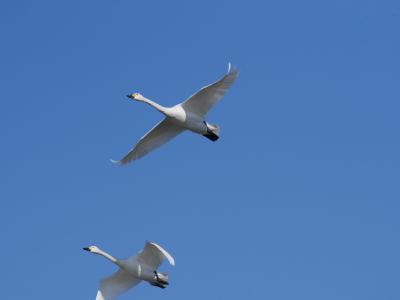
[
  {"x1": 181, "y1": 63, "x2": 238, "y2": 117},
  {"x1": 112, "y1": 118, "x2": 185, "y2": 165},
  {"x1": 137, "y1": 241, "x2": 175, "y2": 269},
  {"x1": 96, "y1": 269, "x2": 141, "y2": 300}
]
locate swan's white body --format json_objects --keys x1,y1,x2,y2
[
  {"x1": 112, "y1": 63, "x2": 238, "y2": 164},
  {"x1": 84, "y1": 241, "x2": 175, "y2": 300}
]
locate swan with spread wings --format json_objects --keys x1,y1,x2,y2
[
  {"x1": 83, "y1": 241, "x2": 175, "y2": 300},
  {"x1": 112, "y1": 63, "x2": 239, "y2": 165}
]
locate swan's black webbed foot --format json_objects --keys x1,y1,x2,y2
[
  {"x1": 154, "y1": 271, "x2": 169, "y2": 285},
  {"x1": 203, "y1": 133, "x2": 219, "y2": 141},
  {"x1": 203, "y1": 121, "x2": 219, "y2": 142},
  {"x1": 150, "y1": 282, "x2": 166, "y2": 289}
]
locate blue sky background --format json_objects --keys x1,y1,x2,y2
[{"x1": 1, "y1": 0, "x2": 399, "y2": 299}]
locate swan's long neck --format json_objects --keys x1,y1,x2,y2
[
  {"x1": 96, "y1": 248, "x2": 118, "y2": 264},
  {"x1": 140, "y1": 97, "x2": 168, "y2": 114}
]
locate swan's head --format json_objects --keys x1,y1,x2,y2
[
  {"x1": 127, "y1": 92, "x2": 145, "y2": 101},
  {"x1": 83, "y1": 245, "x2": 101, "y2": 254}
]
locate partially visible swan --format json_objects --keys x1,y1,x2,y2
[
  {"x1": 83, "y1": 241, "x2": 175, "y2": 300},
  {"x1": 112, "y1": 63, "x2": 238, "y2": 165}
]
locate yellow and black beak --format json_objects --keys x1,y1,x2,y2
[
  {"x1": 83, "y1": 247, "x2": 91, "y2": 252},
  {"x1": 126, "y1": 94, "x2": 134, "y2": 99}
]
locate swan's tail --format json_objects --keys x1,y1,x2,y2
[
  {"x1": 208, "y1": 123, "x2": 220, "y2": 135},
  {"x1": 150, "y1": 271, "x2": 169, "y2": 289},
  {"x1": 203, "y1": 123, "x2": 220, "y2": 142},
  {"x1": 156, "y1": 272, "x2": 168, "y2": 283}
]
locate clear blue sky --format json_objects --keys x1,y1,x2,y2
[{"x1": 1, "y1": 0, "x2": 399, "y2": 299}]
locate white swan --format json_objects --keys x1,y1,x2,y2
[
  {"x1": 112, "y1": 63, "x2": 238, "y2": 164},
  {"x1": 83, "y1": 241, "x2": 175, "y2": 300}
]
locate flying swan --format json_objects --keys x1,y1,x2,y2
[
  {"x1": 83, "y1": 241, "x2": 175, "y2": 300},
  {"x1": 112, "y1": 63, "x2": 239, "y2": 164}
]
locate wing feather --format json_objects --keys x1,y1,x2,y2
[
  {"x1": 96, "y1": 269, "x2": 141, "y2": 300},
  {"x1": 136, "y1": 241, "x2": 175, "y2": 269},
  {"x1": 181, "y1": 63, "x2": 238, "y2": 116},
  {"x1": 112, "y1": 118, "x2": 185, "y2": 165}
]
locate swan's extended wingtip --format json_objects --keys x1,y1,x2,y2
[
  {"x1": 110, "y1": 158, "x2": 122, "y2": 165},
  {"x1": 149, "y1": 241, "x2": 176, "y2": 266},
  {"x1": 227, "y1": 62, "x2": 239, "y2": 75},
  {"x1": 170, "y1": 258, "x2": 176, "y2": 266},
  {"x1": 165, "y1": 253, "x2": 176, "y2": 266}
]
